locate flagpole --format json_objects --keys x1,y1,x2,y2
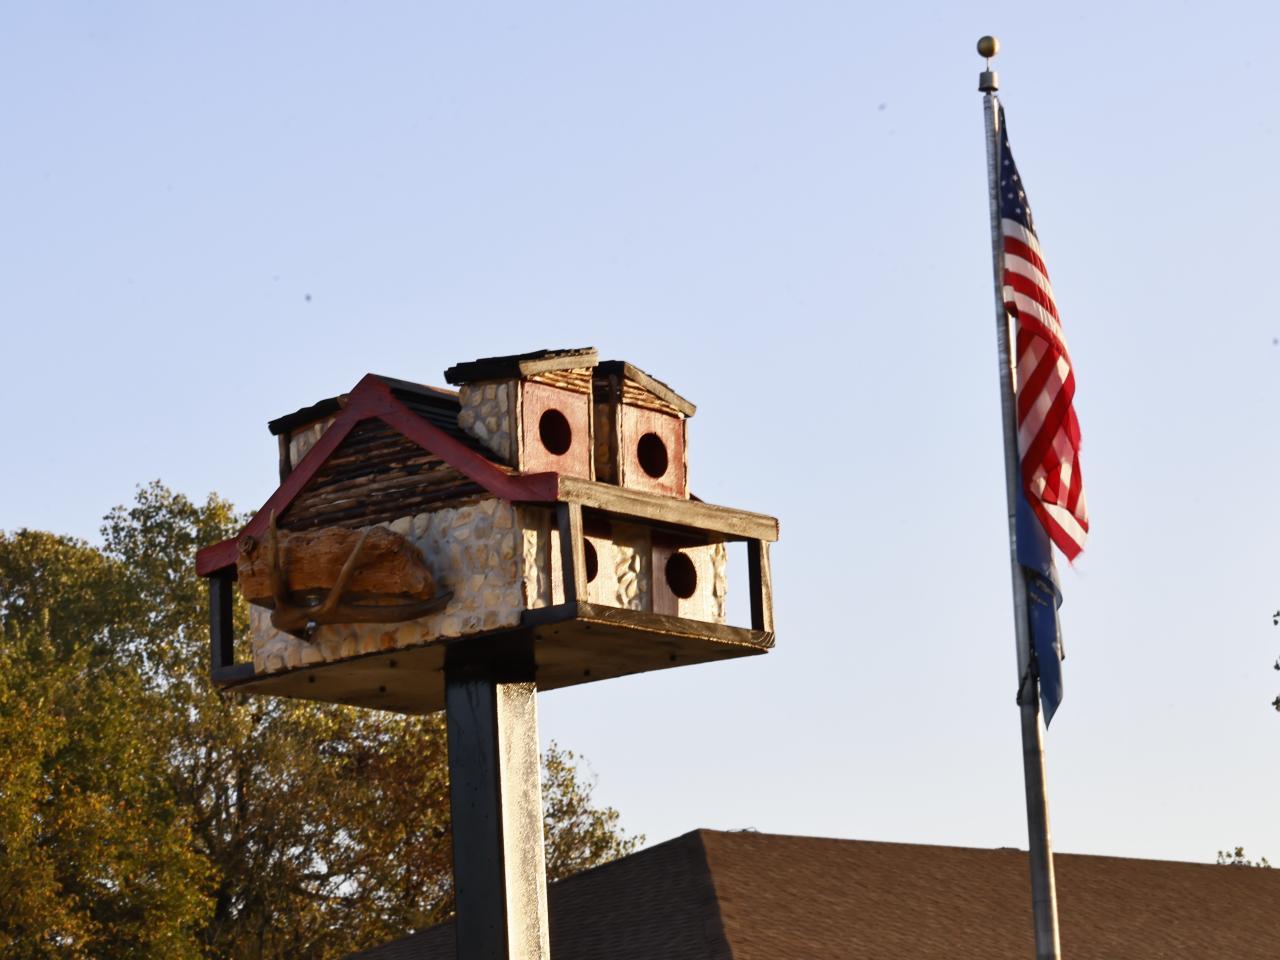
[{"x1": 978, "y1": 36, "x2": 1062, "y2": 960}]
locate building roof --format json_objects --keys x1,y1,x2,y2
[
  {"x1": 347, "y1": 828, "x2": 1280, "y2": 960},
  {"x1": 441, "y1": 348, "x2": 697, "y2": 417},
  {"x1": 266, "y1": 376, "x2": 467, "y2": 440}
]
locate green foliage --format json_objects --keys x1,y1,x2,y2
[
  {"x1": 0, "y1": 483, "x2": 640, "y2": 958},
  {"x1": 542, "y1": 743, "x2": 643, "y2": 881},
  {"x1": 1216, "y1": 846, "x2": 1271, "y2": 868},
  {"x1": 0, "y1": 530, "x2": 211, "y2": 958}
]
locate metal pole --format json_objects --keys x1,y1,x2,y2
[
  {"x1": 978, "y1": 36, "x2": 1062, "y2": 960},
  {"x1": 446, "y1": 639, "x2": 551, "y2": 960}
]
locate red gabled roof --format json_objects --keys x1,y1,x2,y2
[{"x1": 195, "y1": 374, "x2": 559, "y2": 576}]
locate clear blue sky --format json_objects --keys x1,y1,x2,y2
[{"x1": 3, "y1": 2, "x2": 1277, "y2": 866}]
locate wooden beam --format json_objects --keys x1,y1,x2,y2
[
  {"x1": 521, "y1": 600, "x2": 775, "y2": 650},
  {"x1": 212, "y1": 604, "x2": 774, "y2": 711},
  {"x1": 554, "y1": 475, "x2": 778, "y2": 542},
  {"x1": 556, "y1": 502, "x2": 586, "y2": 606},
  {"x1": 747, "y1": 539, "x2": 775, "y2": 633}
]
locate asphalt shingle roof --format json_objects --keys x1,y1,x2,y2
[{"x1": 348, "y1": 829, "x2": 1280, "y2": 959}]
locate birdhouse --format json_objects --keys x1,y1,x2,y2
[{"x1": 196, "y1": 348, "x2": 778, "y2": 714}]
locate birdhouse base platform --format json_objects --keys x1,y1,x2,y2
[{"x1": 213, "y1": 602, "x2": 773, "y2": 714}]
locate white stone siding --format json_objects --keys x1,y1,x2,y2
[
  {"x1": 710, "y1": 541, "x2": 728, "y2": 623},
  {"x1": 252, "y1": 498, "x2": 522, "y2": 674},
  {"x1": 518, "y1": 506, "x2": 554, "y2": 609},
  {"x1": 586, "y1": 522, "x2": 651, "y2": 611},
  {"x1": 288, "y1": 416, "x2": 336, "y2": 469},
  {"x1": 457, "y1": 382, "x2": 513, "y2": 463}
]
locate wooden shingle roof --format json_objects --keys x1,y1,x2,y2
[
  {"x1": 347, "y1": 829, "x2": 1280, "y2": 959},
  {"x1": 444, "y1": 347, "x2": 599, "y2": 385}
]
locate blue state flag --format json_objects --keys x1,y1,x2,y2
[{"x1": 1016, "y1": 473, "x2": 1064, "y2": 725}]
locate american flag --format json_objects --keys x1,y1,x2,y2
[{"x1": 999, "y1": 106, "x2": 1088, "y2": 560}]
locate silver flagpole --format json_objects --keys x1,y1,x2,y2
[{"x1": 978, "y1": 36, "x2": 1062, "y2": 960}]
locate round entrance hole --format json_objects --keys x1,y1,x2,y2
[
  {"x1": 637, "y1": 432, "x2": 669, "y2": 478},
  {"x1": 538, "y1": 409, "x2": 573, "y2": 456},
  {"x1": 664, "y1": 551, "x2": 697, "y2": 599},
  {"x1": 584, "y1": 540, "x2": 599, "y2": 584}
]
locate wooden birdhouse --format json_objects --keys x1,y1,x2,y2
[{"x1": 196, "y1": 348, "x2": 778, "y2": 714}]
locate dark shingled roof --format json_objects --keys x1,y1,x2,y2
[
  {"x1": 265, "y1": 375, "x2": 488, "y2": 454},
  {"x1": 346, "y1": 829, "x2": 1280, "y2": 960},
  {"x1": 443, "y1": 347, "x2": 599, "y2": 385}
]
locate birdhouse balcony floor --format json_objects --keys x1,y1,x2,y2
[{"x1": 211, "y1": 602, "x2": 773, "y2": 714}]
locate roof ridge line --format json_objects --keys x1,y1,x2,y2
[{"x1": 690, "y1": 830, "x2": 736, "y2": 960}]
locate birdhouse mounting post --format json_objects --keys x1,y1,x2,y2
[{"x1": 445, "y1": 639, "x2": 550, "y2": 960}]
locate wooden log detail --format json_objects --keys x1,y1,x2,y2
[
  {"x1": 273, "y1": 417, "x2": 485, "y2": 532},
  {"x1": 237, "y1": 523, "x2": 435, "y2": 607}
]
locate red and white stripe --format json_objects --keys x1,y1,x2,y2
[{"x1": 1003, "y1": 218, "x2": 1089, "y2": 560}]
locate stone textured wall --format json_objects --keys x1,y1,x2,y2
[
  {"x1": 709, "y1": 541, "x2": 728, "y2": 623},
  {"x1": 249, "y1": 499, "x2": 733, "y2": 675},
  {"x1": 518, "y1": 506, "x2": 554, "y2": 609},
  {"x1": 587, "y1": 522, "x2": 651, "y2": 612},
  {"x1": 252, "y1": 498, "x2": 522, "y2": 674},
  {"x1": 457, "y1": 382, "x2": 513, "y2": 463},
  {"x1": 288, "y1": 416, "x2": 336, "y2": 469}
]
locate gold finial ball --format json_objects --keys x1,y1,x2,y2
[{"x1": 977, "y1": 36, "x2": 1000, "y2": 59}]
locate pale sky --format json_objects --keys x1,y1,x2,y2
[{"x1": 3, "y1": 2, "x2": 1277, "y2": 866}]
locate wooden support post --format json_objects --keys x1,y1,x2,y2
[
  {"x1": 446, "y1": 645, "x2": 551, "y2": 960},
  {"x1": 210, "y1": 570, "x2": 235, "y2": 673},
  {"x1": 747, "y1": 539, "x2": 774, "y2": 632},
  {"x1": 209, "y1": 570, "x2": 255, "y2": 683},
  {"x1": 556, "y1": 502, "x2": 586, "y2": 606}
]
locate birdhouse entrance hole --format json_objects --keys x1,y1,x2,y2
[
  {"x1": 636, "y1": 432, "x2": 669, "y2": 478},
  {"x1": 664, "y1": 551, "x2": 698, "y2": 599},
  {"x1": 538, "y1": 408, "x2": 573, "y2": 456}
]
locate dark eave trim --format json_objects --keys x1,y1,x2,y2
[{"x1": 267, "y1": 396, "x2": 346, "y2": 437}]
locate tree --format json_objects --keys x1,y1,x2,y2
[
  {"x1": 542, "y1": 743, "x2": 641, "y2": 881},
  {"x1": 0, "y1": 530, "x2": 211, "y2": 958},
  {"x1": 0, "y1": 484, "x2": 641, "y2": 958},
  {"x1": 1216, "y1": 847, "x2": 1272, "y2": 868}
]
